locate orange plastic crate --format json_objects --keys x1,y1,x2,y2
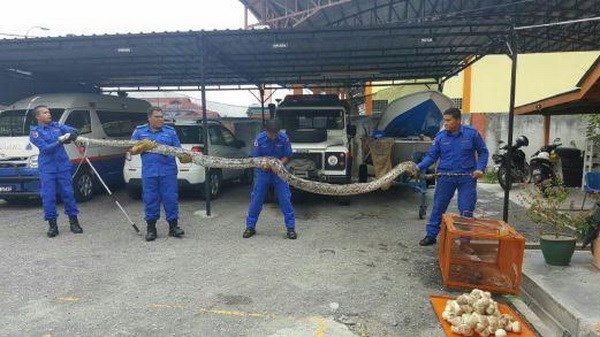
[{"x1": 438, "y1": 214, "x2": 525, "y2": 295}]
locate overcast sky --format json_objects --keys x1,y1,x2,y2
[{"x1": 0, "y1": 0, "x2": 289, "y2": 106}]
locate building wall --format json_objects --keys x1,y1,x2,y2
[
  {"x1": 443, "y1": 51, "x2": 600, "y2": 113},
  {"x1": 481, "y1": 113, "x2": 588, "y2": 165}
]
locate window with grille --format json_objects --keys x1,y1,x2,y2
[
  {"x1": 372, "y1": 100, "x2": 388, "y2": 113},
  {"x1": 451, "y1": 98, "x2": 463, "y2": 109}
]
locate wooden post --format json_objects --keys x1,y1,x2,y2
[{"x1": 543, "y1": 114, "x2": 551, "y2": 145}]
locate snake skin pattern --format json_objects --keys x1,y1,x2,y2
[{"x1": 75, "y1": 137, "x2": 419, "y2": 196}]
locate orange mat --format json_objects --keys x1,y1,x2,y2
[{"x1": 430, "y1": 295, "x2": 537, "y2": 337}]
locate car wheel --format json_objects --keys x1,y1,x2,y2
[
  {"x1": 126, "y1": 185, "x2": 142, "y2": 200},
  {"x1": 419, "y1": 205, "x2": 427, "y2": 219},
  {"x1": 203, "y1": 170, "x2": 222, "y2": 200},
  {"x1": 240, "y1": 168, "x2": 254, "y2": 185},
  {"x1": 337, "y1": 196, "x2": 351, "y2": 206},
  {"x1": 73, "y1": 168, "x2": 95, "y2": 202},
  {"x1": 496, "y1": 166, "x2": 512, "y2": 192},
  {"x1": 358, "y1": 164, "x2": 368, "y2": 183}
]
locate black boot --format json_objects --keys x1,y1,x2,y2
[
  {"x1": 146, "y1": 220, "x2": 157, "y2": 241},
  {"x1": 286, "y1": 229, "x2": 297, "y2": 240},
  {"x1": 47, "y1": 219, "x2": 59, "y2": 238},
  {"x1": 419, "y1": 236, "x2": 437, "y2": 246},
  {"x1": 69, "y1": 216, "x2": 83, "y2": 234},
  {"x1": 168, "y1": 219, "x2": 185, "y2": 238}
]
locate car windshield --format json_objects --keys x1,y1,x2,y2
[
  {"x1": 0, "y1": 109, "x2": 65, "y2": 136},
  {"x1": 174, "y1": 125, "x2": 204, "y2": 144},
  {"x1": 277, "y1": 109, "x2": 343, "y2": 131}
]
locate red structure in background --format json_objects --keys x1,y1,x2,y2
[{"x1": 144, "y1": 97, "x2": 221, "y2": 120}]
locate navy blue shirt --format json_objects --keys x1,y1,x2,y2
[
  {"x1": 131, "y1": 124, "x2": 181, "y2": 177},
  {"x1": 29, "y1": 122, "x2": 78, "y2": 173},
  {"x1": 417, "y1": 125, "x2": 489, "y2": 173},
  {"x1": 251, "y1": 131, "x2": 293, "y2": 159}
]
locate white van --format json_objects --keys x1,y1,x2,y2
[{"x1": 0, "y1": 93, "x2": 150, "y2": 202}]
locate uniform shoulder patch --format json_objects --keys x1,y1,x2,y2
[
  {"x1": 31, "y1": 131, "x2": 39, "y2": 138},
  {"x1": 253, "y1": 139, "x2": 259, "y2": 147}
]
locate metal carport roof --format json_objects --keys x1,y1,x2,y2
[{"x1": 0, "y1": 22, "x2": 513, "y2": 91}]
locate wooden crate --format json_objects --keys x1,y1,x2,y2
[{"x1": 438, "y1": 214, "x2": 525, "y2": 295}]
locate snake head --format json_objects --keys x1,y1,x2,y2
[
  {"x1": 178, "y1": 153, "x2": 194, "y2": 164},
  {"x1": 129, "y1": 139, "x2": 157, "y2": 155}
]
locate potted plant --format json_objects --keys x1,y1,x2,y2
[
  {"x1": 521, "y1": 180, "x2": 589, "y2": 265},
  {"x1": 576, "y1": 201, "x2": 600, "y2": 269}
]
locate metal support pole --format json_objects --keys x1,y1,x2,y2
[
  {"x1": 503, "y1": 27, "x2": 518, "y2": 222},
  {"x1": 259, "y1": 85, "x2": 266, "y2": 127},
  {"x1": 201, "y1": 35, "x2": 211, "y2": 216}
]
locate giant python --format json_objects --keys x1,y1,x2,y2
[{"x1": 75, "y1": 137, "x2": 419, "y2": 196}]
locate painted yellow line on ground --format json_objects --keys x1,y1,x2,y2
[
  {"x1": 151, "y1": 303, "x2": 329, "y2": 336},
  {"x1": 197, "y1": 307, "x2": 273, "y2": 319},
  {"x1": 148, "y1": 303, "x2": 185, "y2": 309},
  {"x1": 56, "y1": 296, "x2": 80, "y2": 303},
  {"x1": 311, "y1": 317, "x2": 327, "y2": 337}
]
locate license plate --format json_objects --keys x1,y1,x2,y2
[
  {"x1": 293, "y1": 170, "x2": 309, "y2": 178},
  {"x1": 0, "y1": 186, "x2": 13, "y2": 192}
]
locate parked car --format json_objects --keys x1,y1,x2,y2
[
  {"x1": 123, "y1": 120, "x2": 253, "y2": 200},
  {"x1": 0, "y1": 93, "x2": 150, "y2": 202}
]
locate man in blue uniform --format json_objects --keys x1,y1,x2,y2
[
  {"x1": 130, "y1": 107, "x2": 190, "y2": 241},
  {"x1": 416, "y1": 107, "x2": 489, "y2": 246},
  {"x1": 29, "y1": 105, "x2": 83, "y2": 237},
  {"x1": 244, "y1": 119, "x2": 297, "y2": 239}
]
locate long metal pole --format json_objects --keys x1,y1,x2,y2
[
  {"x1": 260, "y1": 85, "x2": 266, "y2": 127},
  {"x1": 84, "y1": 157, "x2": 139, "y2": 233},
  {"x1": 201, "y1": 35, "x2": 211, "y2": 216},
  {"x1": 503, "y1": 27, "x2": 518, "y2": 222}
]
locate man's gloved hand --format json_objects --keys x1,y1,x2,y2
[
  {"x1": 67, "y1": 132, "x2": 78, "y2": 142},
  {"x1": 130, "y1": 139, "x2": 157, "y2": 155},
  {"x1": 58, "y1": 133, "x2": 72, "y2": 144},
  {"x1": 405, "y1": 161, "x2": 419, "y2": 177},
  {"x1": 260, "y1": 159, "x2": 271, "y2": 172},
  {"x1": 179, "y1": 153, "x2": 193, "y2": 164},
  {"x1": 416, "y1": 172, "x2": 429, "y2": 180}
]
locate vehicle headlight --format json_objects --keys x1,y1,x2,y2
[
  {"x1": 325, "y1": 152, "x2": 346, "y2": 170},
  {"x1": 28, "y1": 155, "x2": 38, "y2": 168},
  {"x1": 327, "y1": 155, "x2": 339, "y2": 166}
]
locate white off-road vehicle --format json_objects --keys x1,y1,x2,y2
[{"x1": 275, "y1": 94, "x2": 356, "y2": 202}]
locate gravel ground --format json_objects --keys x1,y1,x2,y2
[{"x1": 0, "y1": 181, "x2": 535, "y2": 337}]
